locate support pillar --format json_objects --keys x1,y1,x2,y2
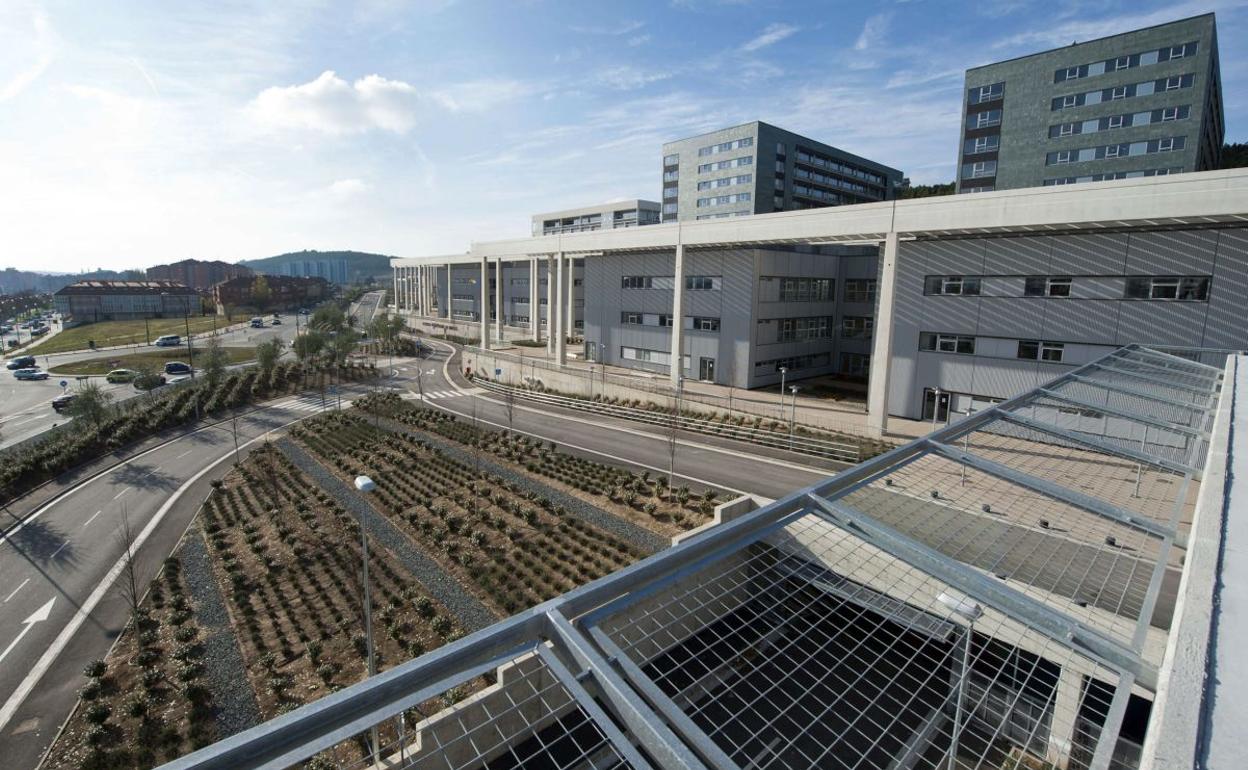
[
  {"x1": 445, "y1": 262, "x2": 452, "y2": 321},
  {"x1": 670, "y1": 242, "x2": 685, "y2": 388},
  {"x1": 554, "y1": 252, "x2": 567, "y2": 365},
  {"x1": 495, "y1": 258, "x2": 504, "y2": 342},
  {"x1": 866, "y1": 231, "x2": 899, "y2": 438},
  {"x1": 479, "y1": 257, "x2": 489, "y2": 349},
  {"x1": 1046, "y1": 668, "x2": 1085, "y2": 769},
  {"x1": 392, "y1": 266, "x2": 400, "y2": 312},
  {"x1": 566, "y1": 256, "x2": 577, "y2": 345},
  {"x1": 546, "y1": 254, "x2": 555, "y2": 355},
  {"x1": 530, "y1": 258, "x2": 540, "y2": 342}
]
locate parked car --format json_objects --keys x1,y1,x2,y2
[
  {"x1": 249, "y1": 317, "x2": 265, "y2": 328},
  {"x1": 133, "y1": 373, "x2": 167, "y2": 391},
  {"x1": 164, "y1": 361, "x2": 193, "y2": 376},
  {"x1": 51, "y1": 393, "x2": 77, "y2": 412},
  {"x1": 105, "y1": 368, "x2": 137, "y2": 383},
  {"x1": 166, "y1": 374, "x2": 192, "y2": 385},
  {"x1": 30, "y1": 326, "x2": 49, "y2": 336},
  {"x1": 6, "y1": 355, "x2": 36, "y2": 370},
  {"x1": 271, "y1": 318, "x2": 282, "y2": 325},
  {"x1": 14, "y1": 367, "x2": 49, "y2": 380},
  {"x1": 154, "y1": 334, "x2": 181, "y2": 347}
]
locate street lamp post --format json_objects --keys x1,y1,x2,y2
[
  {"x1": 352, "y1": 475, "x2": 380, "y2": 762},
  {"x1": 778, "y1": 366, "x2": 788, "y2": 420},
  {"x1": 931, "y1": 387, "x2": 942, "y2": 428},
  {"x1": 789, "y1": 385, "x2": 799, "y2": 449},
  {"x1": 938, "y1": 592, "x2": 983, "y2": 770}
]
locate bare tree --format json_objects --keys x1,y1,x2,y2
[
  {"x1": 666, "y1": 411, "x2": 679, "y2": 502},
  {"x1": 116, "y1": 502, "x2": 144, "y2": 640},
  {"x1": 502, "y1": 385, "x2": 517, "y2": 432}
]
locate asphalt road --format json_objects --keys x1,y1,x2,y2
[
  {"x1": 0, "y1": 313, "x2": 304, "y2": 451},
  {"x1": 0, "y1": 336, "x2": 837, "y2": 769},
  {"x1": 351, "y1": 290, "x2": 385, "y2": 329}
]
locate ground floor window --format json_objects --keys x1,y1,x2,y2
[{"x1": 840, "y1": 352, "x2": 870, "y2": 377}]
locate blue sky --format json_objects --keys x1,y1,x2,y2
[{"x1": 1, "y1": 0, "x2": 1245, "y2": 272}]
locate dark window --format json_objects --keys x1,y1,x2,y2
[
  {"x1": 1018, "y1": 340, "x2": 1040, "y2": 360},
  {"x1": 925, "y1": 276, "x2": 982, "y2": 296}
]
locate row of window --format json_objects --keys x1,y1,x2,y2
[
  {"x1": 1042, "y1": 167, "x2": 1181, "y2": 186},
  {"x1": 620, "y1": 312, "x2": 720, "y2": 331},
  {"x1": 791, "y1": 183, "x2": 846, "y2": 206},
  {"x1": 695, "y1": 211, "x2": 752, "y2": 221},
  {"x1": 845, "y1": 279, "x2": 877, "y2": 304},
  {"x1": 919, "y1": 332, "x2": 1068, "y2": 363},
  {"x1": 697, "y1": 156, "x2": 753, "y2": 174},
  {"x1": 777, "y1": 315, "x2": 833, "y2": 342},
  {"x1": 1051, "y1": 73, "x2": 1193, "y2": 111},
  {"x1": 966, "y1": 109, "x2": 1002, "y2": 130},
  {"x1": 697, "y1": 174, "x2": 752, "y2": 191},
  {"x1": 791, "y1": 166, "x2": 872, "y2": 196},
  {"x1": 793, "y1": 148, "x2": 886, "y2": 186},
  {"x1": 697, "y1": 137, "x2": 753, "y2": 156},
  {"x1": 1046, "y1": 136, "x2": 1185, "y2": 166},
  {"x1": 778, "y1": 277, "x2": 834, "y2": 302},
  {"x1": 963, "y1": 160, "x2": 997, "y2": 180},
  {"x1": 964, "y1": 135, "x2": 1000, "y2": 156},
  {"x1": 841, "y1": 352, "x2": 870, "y2": 377},
  {"x1": 968, "y1": 82, "x2": 1004, "y2": 105},
  {"x1": 1054, "y1": 41, "x2": 1198, "y2": 83},
  {"x1": 663, "y1": 186, "x2": 678, "y2": 199},
  {"x1": 840, "y1": 316, "x2": 874, "y2": 340},
  {"x1": 696, "y1": 192, "x2": 752, "y2": 207},
  {"x1": 923, "y1": 274, "x2": 1211, "y2": 301},
  {"x1": 753, "y1": 352, "x2": 830, "y2": 374},
  {"x1": 620, "y1": 275, "x2": 722, "y2": 291},
  {"x1": 1049, "y1": 105, "x2": 1189, "y2": 138},
  {"x1": 620, "y1": 346, "x2": 689, "y2": 368}
]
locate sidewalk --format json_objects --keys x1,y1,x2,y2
[{"x1": 408, "y1": 316, "x2": 937, "y2": 441}]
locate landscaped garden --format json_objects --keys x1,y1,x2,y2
[
  {"x1": 25, "y1": 316, "x2": 232, "y2": 356},
  {"x1": 48, "y1": 346, "x2": 258, "y2": 376}
]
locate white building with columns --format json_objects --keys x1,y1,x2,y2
[{"x1": 393, "y1": 168, "x2": 1248, "y2": 437}]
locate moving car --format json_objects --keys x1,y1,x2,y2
[
  {"x1": 6, "y1": 355, "x2": 36, "y2": 370},
  {"x1": 134, "y1": 373, "x2": 167, "y2": 391},
  {"x1": 166, "y1": 374, "x2": 192, "y2": 385},
  {"x1": 271, "y1": 318, "x2": 282, "y2": 325},
  {"x1": 105, "y1": 369, "x2": 137, "y2": 383},
  {"x1": 51, "y1": 393, "x2": 77, "y2": 412},
  {"x1": 14, "y1": 367, "x2": 49, "y2": 380},
  {"x1": 250, "y1": 317, "x2": 265, "y2": 328},
  {"x1": 164, "y1": 361, "x2": 192, "y2": 376},
  {"x1": 155, "y1": 334, "x2": 181, "y2": 347},
  {"x1": 30, "y1": 326, "x2": 48, "y2": 336}
]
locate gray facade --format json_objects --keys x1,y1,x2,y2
[
  {"x1": 958, "y1": 13, "x2": 1224, "y2": 193},
  {"x1": 661, "y1": 121, "x2": 903, "y2": 223},
  {"x1": 431, "y1": 260, "x2": 584, "y2": 334},
  {"x1": 886, "y1": 227, "x2": 1248, "y2": 420},
  {"x1": 532, "y1": 200, "x2": 660, "y2": 236},
  {"x1": 582, "y1": 246, "x2": 877, "y2": 388}
]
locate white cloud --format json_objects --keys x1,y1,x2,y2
[
  {"x1": 741, "y1": 22, "x2": 799, "y2": 52},
  {"x1": 249, "y1": 70, "x2": 420, "y2": 134},
  {"x1": 429, "y1": 78, "x2": 532, "y2": 112},
  {"x1": 328, "y1": 178, "x2": 369, "y2": 197},
  {"x1": 0, "y1": 5, "x2": 57, "y2": 103},
  {"x1": 597, "y1": 66, "x2": 672, "y2": 91},
  {"x1": 569, "y1": 20, "x2": 645, "y2": 35},
  {"x1": 627, "y1": 34, "x2": 652, "y2": 47},
  {"x1": 989, "y1": 0, "x2": 1239, "y2": 52},
  {"x1": 854, "y1": 12, "x2": 892, "y2": 51}
]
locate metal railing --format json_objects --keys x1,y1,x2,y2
[{"x1": 472, "y1": 377, "x2": 866, "y2": 463}]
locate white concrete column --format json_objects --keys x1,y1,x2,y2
[
  {"x1": 1046, "y1": 668, "x2": 1085, "y2": 769},
  {"x1": 866, "y1": 231, "x2": 899, "y2": 438},
  {"x1": 479, "y1": 257, "x2": 489, "y2": 349},
  {"x1": 495, "y1": 258, "x2": 504, "y2": 342},
  {"x1": 530, "y1": 258, "x2": 540, "y2": 342},
  {"x1": 566, "y1": 257, "x2": 577, "y2": 344},
  {"x1": 405, "y1": 267, "x2": 413, "y2": 313},
  {"x1": 393, "y1": 267, "x2": 400, "y2": 312},
  {"x1": 555, "y1": 252, "x2": 567, "y2": 365},
  {"x1": 411, "y1": 266, "x2": 418, "y2": 314},
  {"x1": 669, "y1": 243, "x2": 685, "y2": 388},
  {"x1": 546, "y1": 254, "x2": 555, "y2": 354},
  {"x1": 445, "y1": 262, "x2": 452, "y2": 321}
]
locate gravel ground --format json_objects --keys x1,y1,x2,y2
[
  {"x1": 180, "y1": 529, "x2": 263, "y2": 738},
  {"x1": 375, "y1": 415, "x2": 669, "y2": 554},
  {"x1": 275, "y1": 437, "x2": 499, "y2": 632}
]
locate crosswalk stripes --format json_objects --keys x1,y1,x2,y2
[
  {"x1": 267, "y1": 395, "x2": 353, "y2": 413},
  {"x1": 415, "y1": 388, "x2": 485, "y2": 400}
]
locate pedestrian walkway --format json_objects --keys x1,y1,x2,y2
[
  {"x1": 267, "y1": 394, "x2": 352, "y2": 413},
  {"x1": 413, "y1": 387, "x2": 484, "y2": 401}
]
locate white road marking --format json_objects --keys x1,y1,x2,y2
[
  {"x1": 0, "y1": 599, "x2": 55, "y2": 667},
  {"x1": 49, "y1": 542, "x2": 69, "y2": 560},
  {"x1": 112, "y1": 488, "x2": 129, "y2": 500},
  {"x1": 82, "y1": 511, "x2": 101, "y2": 528},
  {"x1": 3, "y1": 579, "x2": 30, "y2": 603},
  {"x1": 175, "y1": 450, "x2": 192, "y2": 460}
]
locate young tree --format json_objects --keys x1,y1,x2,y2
[
  {"x1": 502, "y1": 385, "x2": 516, "y2": 432},
  {"x1": 251, "y1": 275, "x2": 272, "y2": 311},
  {"x1": 293, "y1": 330, "x2": 326, "y2": 363},
  {"x1": 200, "y1": 336, "x2": 230, "y2": 391},
  {"x1": 309, "y1": 304, "x2": 345, "y2": 332},
  {"x1": 67, "y1": 381, "x2": 112, "y2": 428},
  {"x1": 256, "y1": 338, "x2": 283, "y2": 378},
  {"x1": 116, "y1": 502, "x2": 144, "y2": 640},
  {"x1": 666, "y1": 411, "x2": 679, "y2": 502}
]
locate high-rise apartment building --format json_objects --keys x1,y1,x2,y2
[
  {"x1": 957, "y1": 13, "x2": 1223, "y2": 193},
  {"x1": 661, "y1": 121, "x2": 903, "y2": 222}
]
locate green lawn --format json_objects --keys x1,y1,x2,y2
[
  {"x1": 26, "y1": 316, "x2": 231, "y2": 355},
  {"x1": 49, "y1": 346, "x2": 257, "y2": 376}
]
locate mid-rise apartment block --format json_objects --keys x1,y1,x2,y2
[
  {"x1": 957, "y1": 13, "x2": 1224, "y2": 192},
  {"x1": 531, "y1": 200, "x2": 660, "y2": 236},
  {"x1": 661, "y1": 121, "x2": 903, "y2": 222}
]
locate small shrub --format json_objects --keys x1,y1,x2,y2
[
  {"x1": 83, "y1": 659, "x2": 107, "y2": 678},
  {"x1": 85, "y1": 703, "x2": 112, "y2": 725}
]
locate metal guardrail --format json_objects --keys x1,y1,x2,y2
[{"x1": 472, "y1": 378, "x2": 864, "y2": 463}]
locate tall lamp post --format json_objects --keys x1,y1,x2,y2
[
  {"x1": 352, "y1": 475, "x2": 380, "y2": 761},
  {"x1": 938, "y1": 591, "x2": 983, "y2": 770},
  {"x1": 789, "y1": 385, "x2": 800, "y2": 449},
  {"x1": 778, "y1": 366, "x2": 788, "y2": 420}
]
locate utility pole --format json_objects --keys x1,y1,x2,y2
[{"x1": 789, "y1": 385, "x2": 799, "y2": 449}]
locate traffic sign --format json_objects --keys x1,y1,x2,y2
[{"x1": 59, "y1": 380, "x2": 67, "y2": 390}]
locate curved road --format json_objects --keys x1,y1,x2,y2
[{"x1": 0, "y1": 336, "x2": 836, "y2": 768}]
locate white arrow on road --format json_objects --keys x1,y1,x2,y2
[{"x1": 0, "y1": 598, "x2": 55, "y2": 666}]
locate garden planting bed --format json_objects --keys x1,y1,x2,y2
[
  {"x1": 355, "y1": 392, "x2": 719, "y2": 539},
  {"x1": 289, "y1": 410, "x2": 651, "y2": 616}
]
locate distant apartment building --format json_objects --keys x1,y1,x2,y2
[
  {"x1": 213, "y1": 275, "x2": 330, "y2": 313},
  {"x1": 145, "y1": 259, "x2": 252, "y2": 290},
  {"x1": 957, "y1": 13, "x2": 1224, "y2": 193},
  {"x1": 531, "y1": 200, "x2": 661, "y2": 236},
  {"x1": 661, "y1": 121, "x2": 903, "y2": 222},
  {"x1": 280, "y1": 258, "x2": 348, "y2": 284},
  {"x1": 53, "y1": 280, "x2": 199, "y2": 325}
]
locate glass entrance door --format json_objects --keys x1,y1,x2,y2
[
  {"x1": 922, "y1": 388, "x2": 950, "y2": 422},
  {"x1": 699, "y1": 357, "x2": 715, "y2": 382}
]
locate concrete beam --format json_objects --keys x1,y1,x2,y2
[
  {"x1": 866, "y1": 232, "x2": 899, "y2": 438},
  {"x1": 670, "y1": 243, "x2": 685, "y2": 388}
]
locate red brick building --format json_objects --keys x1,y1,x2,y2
[
  {"x1": 213, "y1": 275, "x2": 329, "y2": 313},
  {"x1": 147, "y1": 259, "x2": 252, "y2": 290}
]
